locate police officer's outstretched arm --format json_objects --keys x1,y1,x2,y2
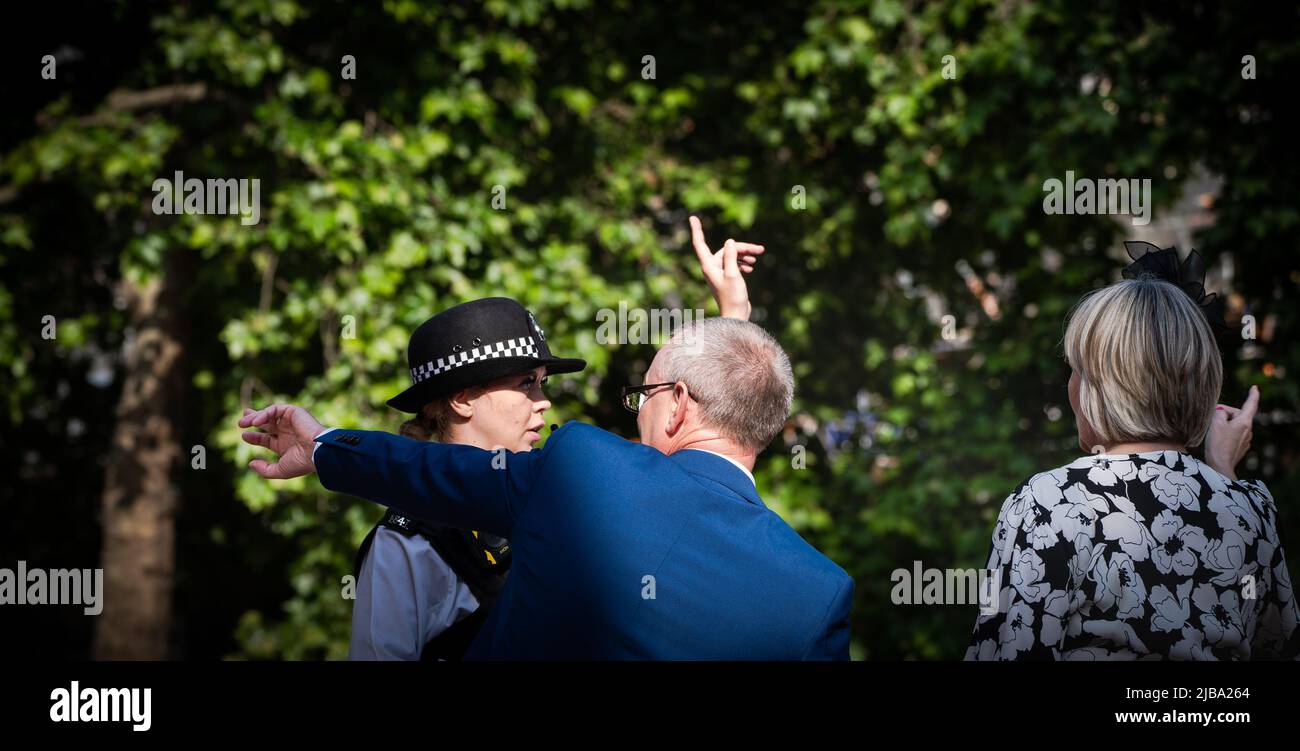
[{"x1": 239, "y1": 404, "x2": 547, "y2": 537}]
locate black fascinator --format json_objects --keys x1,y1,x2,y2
[{"x1": 1121, "y1": 240, "x2": 1228, "y2": 337}]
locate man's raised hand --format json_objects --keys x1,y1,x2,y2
[
  {"x1": 238, "y1": 404, "x2": 326, "y2": 479},
  {"x1": 689, "y1": 215, "x2": 765, "y2": 321}
]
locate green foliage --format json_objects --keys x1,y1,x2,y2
[{"x1": 4, "y1": 0, "x2": 1297, "y2": 659}]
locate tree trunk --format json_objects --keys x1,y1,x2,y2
[{"x1": 93, "y1": 250, "x2": 189, "y2": 659}]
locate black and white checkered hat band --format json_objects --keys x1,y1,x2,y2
[{"x1": 410, "y1": 336, "x2": 540, "y2": 385}]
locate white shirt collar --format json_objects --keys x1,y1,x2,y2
[{"x1": 683, "y1": 449, "x2": 756, "y2": 486}]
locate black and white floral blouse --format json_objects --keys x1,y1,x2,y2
[{"x1": 966, "y1": 451, "x2": 1299, "y2": 660}]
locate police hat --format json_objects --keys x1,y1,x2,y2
[{"x1": 387, "y1": 298, "x2": 586, "y2": 413}]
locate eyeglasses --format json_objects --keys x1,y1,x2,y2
[{"x1": 620, "y1": 383, "x2": 676, "y2": 413}]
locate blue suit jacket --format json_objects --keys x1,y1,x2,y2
[{"x1": 317, "y1": 422, "x2": 853, "y2": 659}]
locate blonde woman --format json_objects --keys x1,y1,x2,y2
[{"x1": 967, "y1": 242, "x2": 1298, "y2": 660}]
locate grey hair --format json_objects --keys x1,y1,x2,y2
[{"x1": 658, "y1": 317, "x2": 794, "y2": 452}]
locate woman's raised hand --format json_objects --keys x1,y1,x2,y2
[{"x1": 1205, "y1": 385, "x2": 1260, "y2": 481}]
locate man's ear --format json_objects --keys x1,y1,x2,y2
[
  {"x1": 665, "y1": 382, "x2": 690, "y2": 436},
  {"x1": 447, "y1": 387, "x2": 477, "y2": 419}
]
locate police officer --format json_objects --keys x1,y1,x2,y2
[{"x1": 349, "y1": 298, "x2": 585, "y2": 660}]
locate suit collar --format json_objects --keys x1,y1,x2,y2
[
  {"x1": 688, "y1": 448, "x2": 756, "y2": 485},
  {"x1": 669, "y1": 449, "x2": 764, "y2": 508}
]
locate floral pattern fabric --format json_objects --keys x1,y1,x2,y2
[{"x1": 966, "y1": 451, "x2": 1299, "y2": 660}]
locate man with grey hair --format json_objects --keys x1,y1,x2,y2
[
  {"x1": 239, "y1": 218, "x2": 853, "y2": 659},
  {"x1": 636, "y1": 317, "x2": 794, "y2": 469}
]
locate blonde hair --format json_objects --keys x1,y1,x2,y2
[
  {"x1": 399, "y1": 399, "x2": 454, "y2": 442},
  {"x1": 1064, "y1": 278, "x2": 1222, "y2": 448}
]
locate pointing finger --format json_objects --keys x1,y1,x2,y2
[
  {"x1": 1240, "y1": 385, "x2": 1260, "y2": 420},
  {"x1": 689, "y1": 216, "x2": 713, "y2": 269}
]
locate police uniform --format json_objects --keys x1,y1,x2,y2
[
  {"x1": 347, "y1": 298, "x2": 585, "y2": 660},
  {"x1": 350, "y1": 510, "x2": 509, "y2": 660}
]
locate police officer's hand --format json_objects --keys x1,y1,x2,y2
[{"x1": 239, "y1": 403, "x2": 326, "y2": 479}]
